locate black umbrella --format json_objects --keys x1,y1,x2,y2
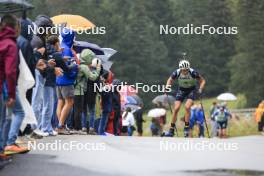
[
  {"x1": 73, "y1": 41, "x2": 104, "y2": 55},
  {"x1": 0, "y1": 0, "x2": 34, "y2": 13}
]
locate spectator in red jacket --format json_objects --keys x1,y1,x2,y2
[
  {"x1": 0, "y1": 14, "x2": 19, "y2": 104},
  {"x1": 0, "y1": 14, "x2": 20, "y2": 167}
]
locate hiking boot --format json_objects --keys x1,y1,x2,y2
[
  {"x1": 58, "y1": 127, "x2": 71, "y2": 135},
  {"x1": 4, "y1": 144, "x2": 30, "y2": 155}
]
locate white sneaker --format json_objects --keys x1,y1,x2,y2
[
  {"x1": 49, "y1": 130, "x2": 58, "y2": 136},
  {"x1": 261, "y1": 132, "x2": 264, "y2": 136},
  {"x1": 36, "y1": 131, "x2": 49, "y2": 137}
]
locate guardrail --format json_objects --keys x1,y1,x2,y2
[
  {"x1": 230, "y1": 108, "x2": 255, "y2": 119},
  {"x1": 230, "y1": 108, "x2": 255, "y2": 113}
]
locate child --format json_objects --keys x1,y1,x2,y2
[
  {"x1": 150, "y1": 118, "x2": 161, "y2": 136},
  {"x1": 121, "y1": 107, "x2": 135, "y2": 136}
]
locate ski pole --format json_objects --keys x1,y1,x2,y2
[
  {"x1": 166, "y1": 94, "x2": 178, "y2": 137},
  {"x1": 199, "y1": 95, "x2": 210, "y2": 138}
]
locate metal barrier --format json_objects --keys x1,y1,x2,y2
[{"x1": 230, "y1": 108, "x2": 255, "y2": 119}]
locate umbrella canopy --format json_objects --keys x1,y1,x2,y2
[
  {"x1": 96, "y1": 48, "x2": 117, "y2": 71},
  {"x1": 147, "y1": 108, "x2": 166, "y2": 118},
  {"x1": 125, "y1": 96, "x2": 138, "y2": 105},
  {"x1": 120, "y1": 85, "x2": 138, "y2": 109},
  {"x1": 101, "y1": 48, "x2": 117, "y2": 58},
  {"x1": 217, "y1": 93, "x2": 237, "y2": 101},
  {"x1": 73, "y1": 41, "x2": 104, "y2": 55},
  {"x1": 124, "y1": 104, "x2": 140, "y2": 112},
  {"x1": 51, "y1": 14, "x2": 95, "y2": 31},
  {"x1": 96, "y1": 55, "x2": 113, "y2": 71},
  {"x1": 131, "y1": 95, "x2": 143, "y2": 105},
  {"x1": 102, "y1": 61, "x2": 113, "y2": 72},
  {"x1": 0, "y1": 0, "x2": 34, "y2": 13},
  {"x1": 152, "y1": 95, "x2": 176, "y2": 107},
  {"x1": 97, "y1": 55, "x2": 109, "y2": 62}
]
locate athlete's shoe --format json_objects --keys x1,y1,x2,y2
[
  {"x1": 184, "y1": 126, "x2": 190, "y2": 138},
  {"x1": 161, "y1": 128, "x2": 175, "y2": 137}
]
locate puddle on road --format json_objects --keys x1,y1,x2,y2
[{"x1": 185, "y1": 169, "x2": 264, "y2": 176}]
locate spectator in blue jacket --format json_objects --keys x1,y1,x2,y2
[{"x1": 56, "y1": 28, "x2": 78, "y2": 135}]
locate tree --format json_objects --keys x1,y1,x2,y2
[{"x1": 229, "y1": 0, "x2": 264, "y2": 106}]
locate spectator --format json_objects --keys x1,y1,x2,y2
[
  {"x1": 210, "y1": 101, "x2": 218, "y2": 137},
  {"x1": 134, "y1": 104, "x2": 144, "y2": 136},
  {"x1": 121, "y1": 107, "x2": 135, "y2": 136},
  {"x1": 37, "y1": 35, "x2": 65, "y2": 136},
  {"x1": 112, "y1": 79, "x2": 122, "y2": 136},
  {"x1": 150, "y1": 118, "x2": 160, "y2": 136},
  {"x1": 255, "y1": 100, "x2": 264, "y2": 134},
  {"x1": 83, "y1": 65, "x2": 101, "y2": 134},
  {"x1": 31, "y1": 15, "x2": 54, "y2": 137},
  {"x1": 0, "y1": 14, "x2": 18, "y2": 163},
  {"x1": 98, "y1": 70, "x2": 113, "y2": 135},
  {"x1": 4, "y1": 17, "x2": 33, "y2": 155},
  {"x1": 56, "y1": 28, "x2": 78, "y2": 135},
  {"x1": 73, "y1": 49, "x2": 101, "y2": 134},
  {"x1": 17, "y1": 18, "x2": 35, "y2": 103}
]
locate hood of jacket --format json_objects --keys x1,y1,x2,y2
[
  {"x1": 61, "y1": 28, "x2": 75, "y2": 48},
  {"x1": 0, "y1": 26, "x2": 16, "y2": 41},
  {"x1": 20, "y1": 18, "x2": 33, "y2": 41}
]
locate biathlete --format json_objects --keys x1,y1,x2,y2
[{"x1": 163, "y1": 60, "x2": 206, "y2": 137}]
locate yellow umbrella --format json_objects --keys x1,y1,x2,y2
[{"x1": 51, "y1": 14, "x2": 95, "y2": 31}]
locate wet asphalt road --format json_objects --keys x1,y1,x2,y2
[{"x1": 2, "y1": 135, "x2": 264, "y2": 176}]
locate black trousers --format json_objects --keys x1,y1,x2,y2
[
  {"x1": 73, "y1": 95, "x2": 84, "y2": 130},
  {"x1": 258, "y1": 115, "x2": 264, "y2": 131},
  {"x1": 113, "y1": 109, "x2": 120, "y2": 135}
]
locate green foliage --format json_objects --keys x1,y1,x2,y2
[{"x1": 229, "y1": 0, "x2": 264, "y2": 106}]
